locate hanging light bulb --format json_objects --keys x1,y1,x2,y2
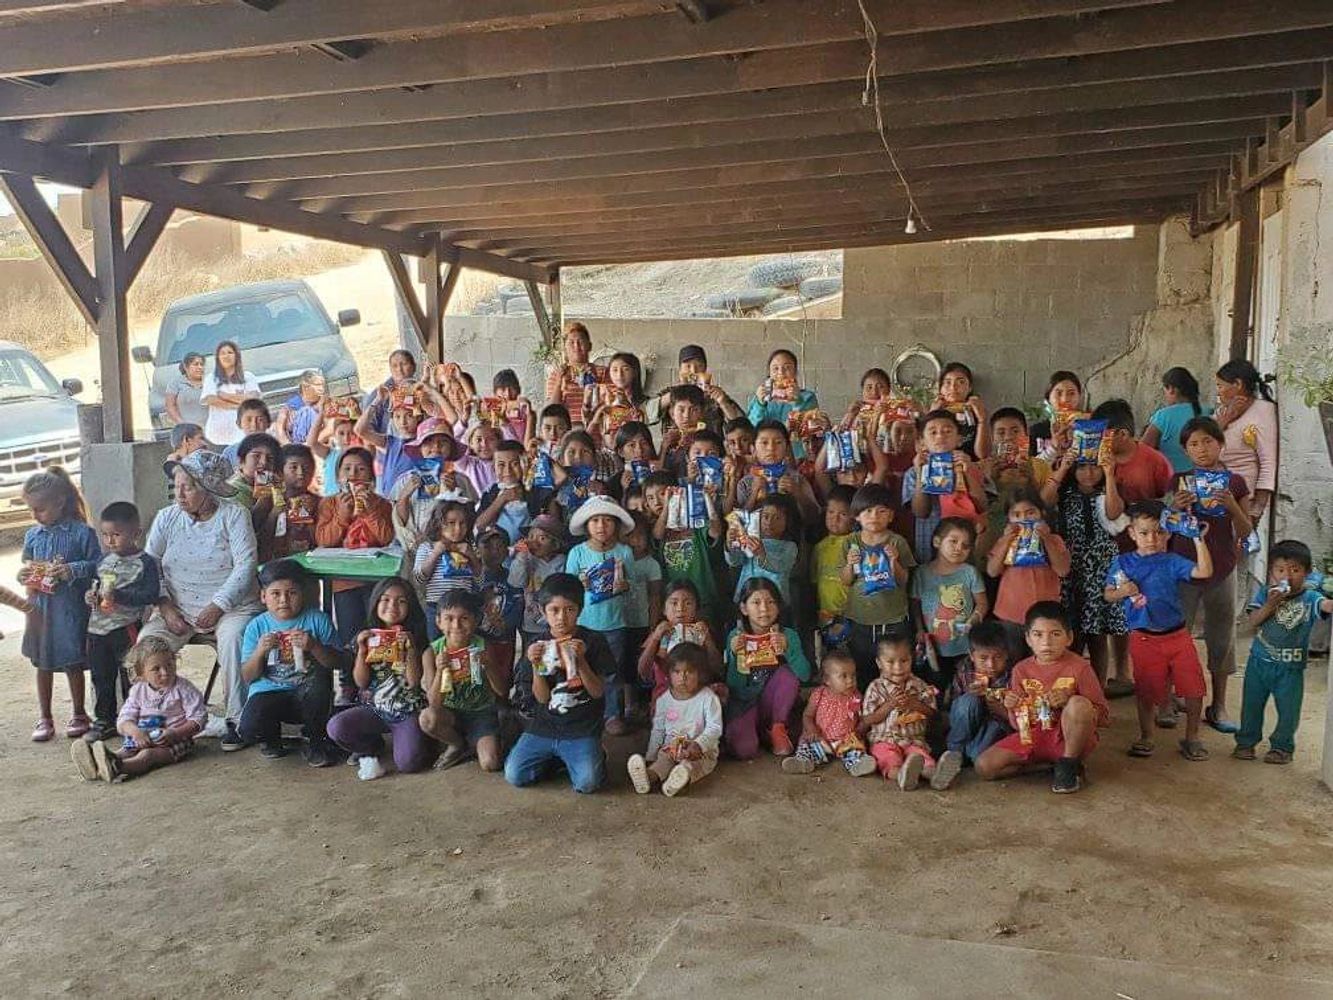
[{"x1": 904, "y1": 212, "x2": 917, "y2": 235}]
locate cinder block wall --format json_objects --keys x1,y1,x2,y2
[{"x1": 443, "y1": 226, "x2": 1162, "y2": 410}]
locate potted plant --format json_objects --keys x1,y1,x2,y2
[{"x1": 1279, "y1": 339, "x2": 1333, "y2": 466}]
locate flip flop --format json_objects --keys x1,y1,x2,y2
[
  {"x1": 1204, "y1": 707, "x2": 1239, "y2": 735},
  {"x1": 1179, "y1": 739, "x2": 1210, "y2": 761},
  {"x1": 1127, "y1": 740, "x2": 1155, "y2": 758}
]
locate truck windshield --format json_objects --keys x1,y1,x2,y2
[
  {"x1": 158, "y1": 290, "x2": 330, "y2": 365},
  {"x1": 0, "y1": 350, "x2": 61, "y2": 400}
]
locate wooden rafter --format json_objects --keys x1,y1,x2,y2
[
  {"x1": 123, "y1": 200, "x2": 173, "y2": 286},
  {"x1": 0, "y1": 171, "x2": 98, "y2": 325}
]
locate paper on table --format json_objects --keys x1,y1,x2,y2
[{"x1": 307, "y1": 545, "x2": 403, "y2": 560}]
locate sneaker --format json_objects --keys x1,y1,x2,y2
[
  {"x1": 627, "y1": 753, "x2": 651, "y2": 794},
  {"x1": 70, "y1": 739, "x2": 99, "y2": 781},
  {"x1": 897, "y1": 753, "x2": 924, "y2": 790},
  {"x1": 356, "y1": 755, "x2": 387, "y2": 781},
  {"x1": 1263, "y1": 748, "x2": 1293, "y2": 765},
  {"x1": 90, "y1": 740, "x2": 121, "y2": 783},
  {"x1": 1052, "y1": 757, "x2": 1082, "y2": 793},
  {"x1": 433, "y1": 744, "x2": 467, "y2": 771},
  {"x1": 930, "y1": 750, "x2": 963, "y2": 790},
  {"x1": 334, "y1": 685, "x2": 358, "y2": 708},
  {"x1": 781, "y1": 755, "x2": 816, "y2": 775},
  {"x1": 768, "y1": 723, "x2": 794, "y2": 757},
  {"x1": 259, "y1": 740, "x2": 289, "y2": 760},
  {"x1": 661, "y1": 763, "x2": 691, "y2": 797},
  {"x1": 82, "y1": 720, "x2": 117, "y2": 743},
  {"x1": 64, "y1": 714, "x2": 91, "y2": 739},
  {"x1": 220, "y1": 722, "x2": 249, "y2": 752},
  {"x1": 31, "y1": 717, "x2": 55, "y2": 742},
  {"x1": 200, "y1": 714, "x2": 228, "y2": 740},
  {"x1": 1231, "y1": 745, "x2": 1257, "y2": 761},
  {"x1": 847, "y1": 755, "x2": 878, "y2": 778},
  {"x1": 303, "y1": 744, "x2": 342, "y2": 768}
]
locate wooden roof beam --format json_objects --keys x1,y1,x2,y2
[
  {"x1": 4, "y1": 0, "x2": 1329, "y2": 121},
  {"x1": 54, "y1": 28, "x2": 1333, "y2": 145}
]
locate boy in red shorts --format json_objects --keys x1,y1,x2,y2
[
  {"x1": 975, "y1": 601, "x2": 1109, "y2": 793},
  {"x1": 1103, "y1": 500, "x2": 1213, "y2": 761}
]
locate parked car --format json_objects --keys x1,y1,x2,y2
[
  {"x1": 133, "y1": 278, "x2": 362, "y2": 438},
  {"x1": 0, "y1": 341, "x2": 84, "y2": 526}
]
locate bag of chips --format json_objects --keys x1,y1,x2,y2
[
  {"x1": 366, "y1": 627, "x2": 411, "y2": 672},
  {"x1": 324, "y1": 395, "x2": 361, "y2": 422},
  {"x1": 737, "y1": 632, "x2": 780, "y2": 673},
  {"x1": 765, "y1": 377, "x2": 797, "y2": 403},
  {"x1": 439, "y1": 643, "x2": 484, "y2": 694},
  {"x1": 585, "y1": 557, "x2": 618, "y2": 604},
  {"x1": 685, "y1": 484, "x2": 712, "y2": 530},
  {"x1": 824, "y1": 430, "x2": 862, "y2": 472},
  {"x1": 752, "y1": 462, "x2": 788, "y2": 495},
  {"x1": 858, "y1": 544, "x2": 897, "y2": 594},
  {"x1": 558, "y1": 465, "x2": 594, "y2": 513},
  {"x1": 437, "y1": 547, "x2": 474, "y2": 579},
  {"x1": 1160, "y1": 507, "x2": 1203, "y2": 539},
  {"x1": 537, "y1": 637, "x2": 579, "y2": 681},
  {"x1": 413, "y1": 458, "x2": 442, "y2": 500},
  {"x1": 528, "y1": 450, "x2": 555, "y2": 489},
  {"x1": 1005, "y1": 519, "x2": 1048, "y2": 567},
  {"x1": 1071, "y1": 418, "x2": 1108, "y2": 465},
  {"x1": 922, "y1": 452, "x2": 956, "y2": 495},
  {"x1": 662, "y1": 622, "x2": 707, "y2": 654},
  {"x1": 478, "y1": 397, "x2": 507, "y2": 427},
  {"x1": 1191, "y1": 469, "x2": 1232, "y2": 517},
  {"x1": 628, "y1": 459, "x2": 653, "y2": 485},
  {"x1": 666, "y1": 487, "x2": 688, "y2": 531},
  {"x1": 694, "y1": 455, "x2": 724, "y2": 489}
]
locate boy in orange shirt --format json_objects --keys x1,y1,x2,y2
[{"x1": 975, "y1": 600, "x2": 1109, "y2": 794}]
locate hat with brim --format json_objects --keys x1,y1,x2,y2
[
  {"x1": 568, "y1": 495, "x2": 635, "y2": 537},
  {"x1": 163, "y1": 449, "x2": 237, "y2": 499},
  {"x1": 522, "y1": 513, "x2": 569, "y2": 549},
  {"x1": 406, "y1": 416, "x2": 463, "y2": 460}
]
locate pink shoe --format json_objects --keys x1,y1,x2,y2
[
  {"x1": 31, "y1": 717, "x2": 55, "y2": 742},
  {"x1": 64, "y1": 714, "x2": 91, "y2": 738}
]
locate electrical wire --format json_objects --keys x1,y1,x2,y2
[{"x1": 856, "y1": 0, "x2": 929, "y2": 232}]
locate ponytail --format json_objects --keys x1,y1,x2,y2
[
  {"x1": 1161, "y1": 366, "x2": 1201, "y2": 415},
  {"x1": 21, "y1": 464, "x2": 88, "y2": 524},
  {"x1": 1216, "y1": 359, "x2": 1273, "y2": 404}
]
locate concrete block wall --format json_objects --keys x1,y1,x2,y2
[{"x1": 445, "y1": 225, "x2": 1164, "y2": 412}]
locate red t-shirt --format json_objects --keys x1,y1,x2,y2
[
  {"x1": 1114, "y1": 441, "x2": 1174, "y2": 503},
  {"x1": 1008, "y1": 651, "x2": 1110, "y2": 728}
]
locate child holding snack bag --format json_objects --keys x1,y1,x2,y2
[
  {"x1": 565, "y1": 496, "x2": 636, "y2": 734},
  {"x1": 911, "y1": 516, "x2": 987, "y2": 691},
  {"x1": 237, "y1": 560, "x2": 343, "y2": 765},
  {"x1": 734, "y1": 420, "x2": 820, "y2": 524},
  {"x1": 509, "y1": 514, "x2": 568, "y2": 649},
  {"x1": 490, "y1": 368, "x2": 534, "y2": 444},
  {"x1": 327, "y1": 578, "x2": 436, "y2": 780},
  {"x1": 905, "y1": 409, "x2": 987, "y2": 563},
  {"x1": 838, "y1": 483, "x2": 915, "y2": 688},
  {"x1": 390, "y1": 420, "x2": 479, "y2": 552},
  {"x1": 420, "y1": 590, "x2": 508, "y2": 772},
  {"x1": 782, "y1": 649, "x2": 877, "y2": 777},
  {"x1": 83, "y1": 502, "x2": 160, "y2": 743},
  {"x1": 584, "y1": 352, "x2": 647, "y2": 448},
  {"x1": 722, "y1": 579, "x2": 811, "y2": 759},
  {"x1": 628, "y1": 641, "x2": 724, "y2": 797},
  {"x1": 746, "y1": 349, "x2": 819, "y2": 458},
  {"x1": 931, "y1": 362, "x2": 987, "y2": 459},
  {"x1": 308, "y1": 410, "x2": 357, "y2": 497},
  {"x1": 862, "y1": 635, "x2": 956, "y2": 790},
  {"x1": 69, "y1": 637, "x2": 206, "y2": 784},
  {"x1": 637, "y1": 580, "x2": 721, "y2": 710},
  {"x1": 975, "y1": 602, "x2": 1110, "y2": 794},
  {"x1": 412, "y1": 501, "x2": 480, "y2": 639},
  {"x1": 261, "y1": 444, "x2": 322, "y2": 560},
  {"x1": 355, "y1": 382, "x2": 428, "y2": 494},
  {"x1": 986, "y1": 489, "x2": 1071, "y2": 653},
  {"x1": 19, "y1": 466, "x2": 101, "y2": 742},
  {"x1": 812, "y1": 484, "x2": 855, "y2": 647},
  {"x1": 614, "y1": 421, "x2": 659, "y2": 497},
  {"x1": 506, "y1": 573, "x2": 617, "y2": 794},
  {"x1": 476, "y1": 526, "x2": 522, "y2": 688},
  {"x1": 1028, "y1": 371, "x2": 1087, "y2": 461},
  {"x1": 725, "y1": 494, "x2": 801, "y2": 605},
  {"x1": 475, "y1": 439, "x2": 548, "y2": 545},
  {"x1": 944, "y1": 621, "x2": 1015, "y2": 766},
  {"x1": 1088, "y1": 399, "x2": 1174, "y2": 504}
]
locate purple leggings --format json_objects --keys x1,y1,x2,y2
[
  {"x1": 326, "y1": 706, "x2": 438, "y2": 774},
  {"x1": 724, "y1": 666, "x2": 799, "y2": 759}
]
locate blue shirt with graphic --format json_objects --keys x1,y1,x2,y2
[
  {"x1": 1246, "y1": 586, "x2": 1330, "y2": 668},
  {"x1": 242, "y1": 608, "x2": 341, "y2": 697}
]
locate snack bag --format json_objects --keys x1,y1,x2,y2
[
  {"x1": 285, "y1": 493, "x2": 317, "y2": 525},
  {"x1": 684, "y1": 370, "x2": 712, "y2": 388},
  {"x1": 346, "y1": 481, "x2": 370, "y2": 515},
  {"x1": 685, "y1": 484, "x2": 712, "y2": 530},
  {"x1": 366, "y1": 627, "x2": 410, "y2": 673},
  {"x1": 97, "y1": 569, "x2": 118, "y2": 612},
  {"x1": 764, "y1": 377, "x2": 798, "y2": 403},
  {"x1": 628, "y1": 459, "x2": 653, "y2": 485},
  {"x1": 439, "y1": 643, "x2": 484, "y2": 694},
  {"x1": 666, "y1": 488, "x2": 688, "y2": 531},
  {"x1": 1049, "y1": 406, "x2": 1088, "y2": 438},
  {"x1": 737, "y1": 631, "x2": 779, "y2": 673},
  {"x1": 389, "y1": 383, "x2": 420, "y2": 413},
  {"x1": 693, "y1": 455, "x2": 724, "y2": 489},
  {"x1": 857, "y1": 544, "x2": 897, "y2": 594},
  {"x1": 1071, "y1": 418, "x2": 1108, "y2": 465},
  {"x1": 537, "y1": 637, "x2": 581, "y2": 686},
  {"x1": 478, "y1": 397, "x2": 507, "y2": 428},
  {"x1": 585, "y1": 557, "x2": 618, "y2": 604},
  {"x1": 662, "y1": 622, "x2": 707, "y2": 654},
  {"x1": 528, "y1": 450, "x2": 555, "y2": 489},
  {"x1": 752, "y1": 462, "x2": 788, "y2": 495},
  {"x1": 437, "y1": 547, "x2": 474, "y2": 580},
  {"x1": 25, "y1": 558, "x2": 62, "y2": 594},
  {"x1": 324, "y1": 395, "x2": 361, "y2": 422},
  {"x1": 922, "y1": 452, "x2": 956, "y2": 495},
  {"x1": 414, "y1": 458, "x2": 442, "y2": 500},
  {"x1": 1160, "y1": 507, "x2": 1203, "y2": 539},
  {"x1": 1191, "y1": 469, "x2": 1232, "y2": 517},
  {"x1": 558, "y1": 464, "x2": 594, "y2": 513},
  {"x1": 786, "y1": 408, "x2": 824, "y2": 442},
  {"x1": 1005, "y1": 520, "x2": 1048, "y2": 567},
  {"x1": 824, "y1": 429, "x2": 862, "y2": 472},
  {"x1": 992, "y1": 433, "x2": 1029, "y2": 467}
]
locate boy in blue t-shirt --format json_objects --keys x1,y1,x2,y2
[
  {"x1": 238, "y1": 560, "x2": 344, "y2": 765},
  {"x1": 1104, "y1": 501, "x2": 1213, "y2": 761},
  {"x1": 1234, "y1": 540, "x2": 1333, "y2": 764}
]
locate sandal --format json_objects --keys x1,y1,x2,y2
[
  {"x1": 31, "y1": 717, "x2": 55, "y2": 742},
  {"x1": 1179, "y1": 739, "x2": 1210, "y2": 761},
  {"x1": 1127, "y1": 740, "x2": 1155, "y2": 758},
  {"x1": 1204, "y1": 706, "x2": 1239, "y2": 735},
  {"x1": 64, "y1": 714, "x2": 91, "y2": 738},
  {"x1": 1103, "y1": 678, "x2": 1136, "y2": 699},
  {"x1": 1154, "y1": 706, "x2": 1178, "y2": 729},
  {"x1": 1262, "y1": 749, "x2": 1293, "y2": 765}
]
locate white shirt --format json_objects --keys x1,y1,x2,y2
[
  {"x1": 202, "y1": 369, "x2": 261, "y2": 445},
  {"x1": 646, "y1": 688, "x2": 723, "y2": 761},
  {"x1": 146, "y1": 501, "x2": 259, "y2": 619}
]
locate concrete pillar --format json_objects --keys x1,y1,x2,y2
[{"x1": 89, "y1": 147, "x2": 133, "y2": 443}]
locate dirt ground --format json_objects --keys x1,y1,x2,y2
[{"x1": 0, "y1": 632, "x2": 1330, "y2": 999}]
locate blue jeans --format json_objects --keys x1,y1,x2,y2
[
  {"x1": 596, "y1": 627, "x2": 627, "y2": 722},
  {"x1": 947, "y1": 693, "x2": 1008, "y2": 763},
  {"x1": 504, "y1": 731, "x2": 606, "y2": 793}
]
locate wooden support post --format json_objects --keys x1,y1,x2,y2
[
  {"x1": 123, "y1": 201, "x2": 173, "y2": 287},
  {"x1": 1292, "y1": 91, "x2": 1308, "y2": 144},
  {"x1": 523, "y1": 280, "x2": 554, "y2": 349},
  {"x1": 381, "y1": 249, "x2": 429, "y2": 358},
  {"x1": 89, "y1": 146, "x2": 132, "y2": 443},
  {"x1": 1228, "y1": 186, "x2": 1260, "y2": 362},
  {"x1": 439, "y1": 260, "x2": 461, "y2": 318},
  {"x1": 0, "y1": 173, "x2": 98, "y2": 327},
  {"x1": 545, "y1": 270, "x2": 563, "y2": 347},
  {"x1": 424, "y1": 237, "x2": 444, "y2": 364}
]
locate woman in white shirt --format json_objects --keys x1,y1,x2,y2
[{"x1": 200, "y1": 340, "x2": 261, "y2": 445}]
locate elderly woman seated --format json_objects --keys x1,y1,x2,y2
[{"x1": 140, "y1": 451, "x2": 263, "y2": 751}]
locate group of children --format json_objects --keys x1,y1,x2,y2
[{"x1": 15, "y1": 332, "x2": 1329, "y2": 797}]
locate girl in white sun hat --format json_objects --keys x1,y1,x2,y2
[{"x1": 565, "y1": 495, "x2": 636, "y2": 735}]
